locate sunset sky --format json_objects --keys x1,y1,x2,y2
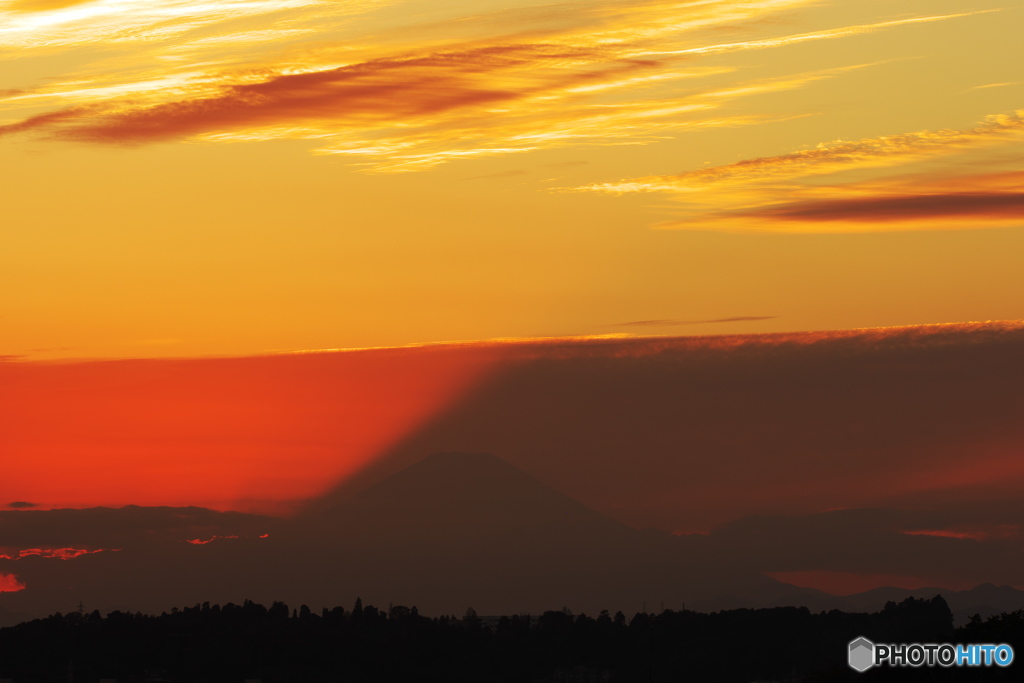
[
  {"x1": 2, "y1": 0, "x2": 1022, "y2": 360},
  {"x1": 2, "y1": 0, "x2": 1024, "y2": 602}
]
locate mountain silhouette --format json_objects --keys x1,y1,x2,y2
[
  {"x1": 0, "y1": 453, "x2": 750, "y2": 619},
  {"x1": 305, "y1": 451, "x2": 633, "y2": 542},
  {"x1": 4, "y1": 453, "x2": 1021, "y2": 625},
  {"x1": 284, "y1": 452, "x2": 678, "y2": 614}
]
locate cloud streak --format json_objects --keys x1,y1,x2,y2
[
  {"x1": 744, "y1": 192, "x2": 1024, "y2": 224},
  {"x1": 627, "y1": 10, "x2": 996, "y2": 60},
  {"x1": 0, "y1": 0, "x2": 331, "y2": 49},
  {"x1": 7, "y1": 0, "x2": 94, "y2": 11},
  {"x1": 0, "y1": 0, "x2": 986, "y2": 170},
  {"x1": 0, "y1": 547, "x2": 121, "y2": 560},
  {"x1": 583, "y1": 111, "x2": 1024, "y2": 193},
  {"x1": 613, "y1": 316, "x2": 776, "y2": 326},
  {"x1": 578, "y1": 110, "x2": 1024, "y2": 232}
]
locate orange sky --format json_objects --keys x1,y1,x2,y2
[
  {"x1": 4, "y1": 323, "x2": 1024, "y2": 523},
  {"x1": 2, "y1": 0, "x2": 1024, "y2": 600},
  {"x1": 1, "y1": 0, "x2": 1022, "y2": 360},
  {"x1": 3, "y1": 324, "x2": 1024, "y2": 598},
  {"x1": 0, "y1": 344, "x2": 505, "y2": 512}
]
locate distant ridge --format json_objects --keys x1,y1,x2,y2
[
  {"x1": 3, "y1": 454, "x2": 1022, "y2": 625},
  {"x1": 834, "y1": 582, "x2": 1024, "y2": 625}
]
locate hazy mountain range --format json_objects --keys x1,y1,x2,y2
[{"x1": 2, "y1": 453, "x2": 1021, "y2": 627}]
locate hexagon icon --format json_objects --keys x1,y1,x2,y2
[{"x1": 848, "y1": 637, "x2": 875, "y2": 672}]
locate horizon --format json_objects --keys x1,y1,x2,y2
[
  {"x1": 3, "y1": 0, "x2": 1024, "y2": 666},
  {"x1": 4, "y1": 322, "x2": 1024, "y2": 607}
]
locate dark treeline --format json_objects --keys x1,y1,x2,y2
[{"x1": 1, "y1": 595, "x2": 1022, "y2": 682}]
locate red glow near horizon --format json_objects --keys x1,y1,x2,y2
[
  {"x1": 0, "y1": 548, "x2": 122, "y2": 560},
  {"x1": 186, "y1": 535, "x2": 238, "y2": 545},
  {"x1": 186, "y1": 533, "x2": 272, "y2": 544},
  {"x1": 766, "y1": 570, "x2": 976, "y2": 596},
  {"x1": 2, "y1": 324, "x2": 1022, "y2": 533},
  {"x1": 0, "y1": 573, "x2": 26, "y2": 593},
  {"x1": 0, "y1": 345, "x2": 505, "y2": 514},
  {"x1": 899, "y1": 525, "x2": 1022, "y2": 541},
  {"x1": 900, "y1": 529, "x2": 982, "y2": 540}
]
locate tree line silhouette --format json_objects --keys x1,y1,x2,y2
[{"x1": 1, "y1": 595, "x2": 1022, "y2": 682}]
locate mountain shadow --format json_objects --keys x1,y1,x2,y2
[{"x1": 1, "y1": 452, "x2": 818, "y2": 621}]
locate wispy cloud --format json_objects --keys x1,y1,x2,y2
[
  {"x1": 0, "y1": 58, "x2": 877, "y2": 170},
  {"x1": 0, "y1": 0, "x2": 333, "y2": 49},
  {"x1": 581, "y1": 111, "x2": 1024, "y2": 193},
  {"x1": 0, "y1": 547, "x2": 121, "y2": 560},
  {"x1": 965, "y1": 81, "x2": 1022, "y2": 92},
  {"x1": 577, "y1": 110, "x2": 1024, "y2": 232},
  {"x1": 0, "y1": 0, "x2": 988, "y2": 170},
  {"x1": 625, "y1": 10, "x2": 996, "y2": 60},
  {"x1": 664, "y1": 167, "x2": 1024, "y2": 232},
  {"x1": 613, "y1": 316, "x2": 776, "y2": 326},
  {"x1": 7, "y1": 0, "x2": 94, "y2": 12}
]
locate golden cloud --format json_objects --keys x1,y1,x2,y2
[
  {"x1": 577, "y1": 111, "x2": 1024, "y2": 233},
  {"x1": 1, "y1": 0, "x2": 987, "y2": 171}
]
